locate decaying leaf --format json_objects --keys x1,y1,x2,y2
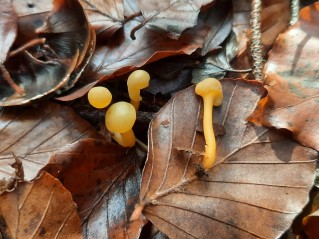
[
  {"x1": 136, "y1": 0, "x2": 214, "y2": 40},
  {"x1": 0, "y1": 172, "x2": 82, "y2": 239},
  {"x1": 199, "y1": 0, "x2": 232, "y2": 56},
  {"x1": 57, "y1": 15, "x2": 209, "y2": 101},
  {"x1": 135, "y1": 79, "x2": 317, "y2": 239},
  {"x1": 0, "y1": 102, "x2": 99, "y2": 184},
  {"x1": 192, "y1": 31, "x2": 240, "y2": 83},
  {"x1": 79, "y1": 0, "x2": 124, "y2": 39},
  {"x1": 0, "y1": 0, "x2": 93, "y2": 106},
  {"x1": 302, "y1": 191, "x2": 319, "y2": 239},
  {"x1": 43, "y1": 138, "x2": 145, "y2": 239},
  {"x1": 248, "y1": 3, "x2": 319, "y2": 151},
  {"x1": 0, "y1": 0, "x2": 17, "y2": 63}
]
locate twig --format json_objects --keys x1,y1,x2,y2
[
  {"x1": 250, "y1": 0, "x2": 263, "y2": 81},
  {"x1": 8, "y1": 38, "x2": 46, "y2": 58},
  {"x1": 0, "y1": 63, "x2": 25, "y2": 95},
  {"x1": 290, "y1": 0, "x2": 300, "y2": 25}
]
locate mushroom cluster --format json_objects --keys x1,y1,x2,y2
[{"x1": 87, "y1": 69, "x2": 150, "y2": 147}]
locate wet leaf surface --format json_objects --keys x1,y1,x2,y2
[
  {"x1": 0, "y1": 102, "x2": 99, "y2": 184},
  {"x1": 0, "y1": 172, "x2": 82, "y2": 239},
  {"x1": 138, "y1": 79, "x2": 317, "y2": 239},
  {"x1": 248, "y1": 3, "x2": 319, "y2": 150},
  {"x1": 43, "y1": 138, "x2": 144, "y2": 239}
]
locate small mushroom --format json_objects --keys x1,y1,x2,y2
[
  {"x1": 88, "y1": 86, "x2": 112, "y2": 109},
  {"x1": 105, "y1": 101, "x2": 136, "y2": 147},
  {"x1": 127, "y1": 70, "x2": 150, "y2": 110},
  {"x1": 195, "y1": 78, "x2": 223, "y2": 170}
]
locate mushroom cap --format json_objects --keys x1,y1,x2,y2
[
  {"x1": 88, "y1": 86, "x2": 112, "y2": 109},
  {"x1": 195, "y1": 78, "x2": 223, "y2": 106},
  {"x1": 105, "y1": 101, "x2": 136, "y2": 133},
  {"x1": 127, "y1": 70, "x2": 150, "y2": 101}
]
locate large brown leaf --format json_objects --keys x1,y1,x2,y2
[
  {"x1": 43, "y1": 138, "x2": 145, "y2": 239},
  {"x1": 0, "y1": 0, "x2": 17, "y2": 63},
  {"x1": 57, "y1": 16, "x2": 209, "y2": 101},
  {"x1": 0, "y1": 102, "x2": 99, "y2": 184},
  {"x1": 248, "y1": 3, "x2": 319, "y2": 150},
  {"x1": 136, "y1": 79, "x2": 317, "y2": 239},
  {"x1": 136, "y1": 0, "x2": 214, "y2": 39},
  {"x1": 0, "y1": 172, "x2": 82, "y2": 239}
]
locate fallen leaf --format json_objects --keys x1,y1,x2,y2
[
  {"x1": 199, "y1": 0, "x2": 232, "y2": 55},
  {"x1": 0, "y1": 102, "x2": 99, "y2": 184},
  {"x1": 230, "y1": 0, "x2": 290, "y2": 80},
  {"x1": 136, "y1": 0, "x2": 214, "y2": 39},
  {"x1": 43, "y1": 138, "x2": 145, "y2": 239},
  {"x1": 0, "y1": 172, "x2": 82, "y2": 239},
  {"x1": 248, "y1": 3, "x2": 319, "y2": 151},
  {"x1": 57, "y1": 15, "x2": 209, "y2": 101},
  {"x1": 0, "y1": 0, "x2": 17, "y2": 63},
  {"x1": 136, "y1": 79, "x2": 317, "y2": 239},
  {"x1": 192, "y1": 31, "x2": 240, "y2": 83},
  {"x1": 302, "y1": 191, "x2": 319, "y2": 239},
  {"x1": 0, "y1": 0, "x2": 93, "y2": 106},
  {"x1": 79, "y1": 0, "x2": 124, "y2": 39}
]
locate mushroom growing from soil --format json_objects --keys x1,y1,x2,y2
[
  {"x1": 127, "y1": 70, "x2": 150, "y2": 111},
  {"x1": 105, "y1": 101, "x2": 136, "y2": 147},
  {"x1": 195, "y1": 78, "x2": 223, "y2": 170}
]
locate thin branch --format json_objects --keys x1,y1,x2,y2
[{"x1": 250, "y1": 0, "x2": 263, "y2": 81}]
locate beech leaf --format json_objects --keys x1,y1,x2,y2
[
  {"x1": 57, "y1": 17, "x2": 209, "y2": 101},
  {"x1": 43, "y1": 138, "x2": 145, "y2": 239},
  {"x1": 248, "y1": 3, "x2": 319, "y2": 151},
  {"x1": 79, "y1": 0, "x2": 124, "y2": 39},
  {"x1": 137, "y1": 79, "x2": 317, "y2": 239},
  {"x1": 0, "y1": 172, "x2": 82, "y2": 239},
  {"x1": 136, "y1": 0, "x2": 214, "y2": 39},
  {"x1": 0, "y1": 102, "x2": 99, "y2": 185}
]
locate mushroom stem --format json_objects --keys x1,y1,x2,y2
[
  {"x1": 130, "y1": 100, "x2": 140, "y2": 111},
  {"x1": 113, "y1": 130, "x2": 136, "y2": 147},
  {"x1": 202, "y1": 95, "x2": 216, "y2": 170},
  {"x1": 195, "y1": 78, "x2": 223, "y2": 171}
]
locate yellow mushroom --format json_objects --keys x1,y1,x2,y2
[
  {"x1": 127, "y1": 70, "x2": 150, "y2": 111},
  {"x1": 105, "y1": 101, "x2": 136, "y2": 147},
  {"x1": 195, "y1": 78, "x2": 223, "y2": 170},
  {"x1": 88, "y1": 86, "x2": 112, "y2": 109}
]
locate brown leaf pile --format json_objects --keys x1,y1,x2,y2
[{"x1": 0, "y1": 1, "x2": 318, "y2": 239}]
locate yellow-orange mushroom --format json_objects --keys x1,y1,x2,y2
[
  {"x1": 88, "y1": 86, "x2": 112, "y2": 109},
  {"x1": 127, "y1": 70, "x2": 150, "y2": 111},
  {"x1": 195, "y1": 78, "x2": 223, "y2": 170},
  {"x1": 105, "y1": 101, "x2": 136, "y2": 147}
]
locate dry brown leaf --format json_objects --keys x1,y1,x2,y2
[
  {"x1": 136, "y1": 0, "x2": 214, "y2": 39},
  {"x1": 0, "y1": 172, "x2": 82, "y2": 239},
  {"x1": 0, "y1": 102, "x2": 99, "y2": 184},
  {"x1": 79, "y1": 0, "x2": 124, "y2": 39},
  {"x1": 136, "y1": 78, "x2": 317, "y2": 239},
  {"x1": 43, "y1": 138, "x2": 145, "y2": 239},
  {"x1": 0, "y1": 0, "x2": 17, "y2": 63},
  {"x1": 57, "y1": 15, "x2": 209, "y2": 101},
  {"x1": 248, "y1": 3, "x2": 319, "y2": 151}
]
